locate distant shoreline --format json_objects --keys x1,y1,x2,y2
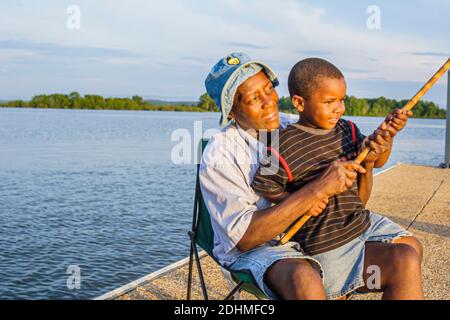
[
  {"x1": 1, "y1": 105, "x2": 447, "y2": 120},
  {"x1": 0, "y1": 105, "x2": 211, "y2": 112},
  {"x1": 1, "y1": 92, "x2": 446, "y2": 119}
]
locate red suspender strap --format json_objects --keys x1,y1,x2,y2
[
  {"x1": 348, "y1": 120, "x2": 357, "y2": 145},
  {"x1": 266, "y1": 146, "x2": 294, "y2": 183}
]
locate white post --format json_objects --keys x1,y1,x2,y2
[{"x1": 444, "y1": 70, "x2": 450, "y2": 168}]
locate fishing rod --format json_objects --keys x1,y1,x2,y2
[{"x1": 277, "y1": 58, "x2": 450, "y2": 246}]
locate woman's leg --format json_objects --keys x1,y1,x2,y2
[{"x1": 264, "y1": 258, "x2": 326, "y2": 300}]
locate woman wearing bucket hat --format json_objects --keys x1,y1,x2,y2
[{"x1": 198, "y1": 52, "x2": 360, "y2": 299}]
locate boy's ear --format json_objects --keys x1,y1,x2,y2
[{"x1": 291, "y1": 95, "x2": 305, "y2": 113}]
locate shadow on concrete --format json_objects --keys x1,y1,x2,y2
[{"x1": 381, "y1": 214, "x2": 450, "y2": 238}]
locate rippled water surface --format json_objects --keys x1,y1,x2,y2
[{"x1": 0, "y1": 108, "x2": 446, "y2": 299}]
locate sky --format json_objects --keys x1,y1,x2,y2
[{"x1": 0, "y1": 0, "x2": 449, "y2": 107}]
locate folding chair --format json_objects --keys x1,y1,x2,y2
[{"x1": 187, "y1": 139, "x2": 268, "y2": 300}]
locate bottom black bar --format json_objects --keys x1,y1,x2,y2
[{"x1": 0, "y1": 300, "x2": 446, "y2": 319}]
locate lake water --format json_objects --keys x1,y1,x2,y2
[{"x1": 0, "y1": 108, "x2": 446, "y2": 299}]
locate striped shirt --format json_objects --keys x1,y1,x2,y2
[{"x1": 252, "y1": 119, "x2": 371, "y2": 255}]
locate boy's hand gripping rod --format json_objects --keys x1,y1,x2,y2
[{"x1": 277, "y1": 58, "x2": 450, "y2": 246}]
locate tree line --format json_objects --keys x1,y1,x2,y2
[
  {"x1": 1, "y1": 92, "x2": 206, "y2": 112},
  {"x1": 1, "y1": 92, "x2": 446, "y2": 118},
  {"x1": 278, "y1": 95, "x2": 445, "y2": 119},
  {"x1": 200, "y1": 93, "x2": 446, "y2": 118}
]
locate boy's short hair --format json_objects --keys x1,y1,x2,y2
[{"x1": 288, "y1": 58, "x2": 344, "y2": 99}]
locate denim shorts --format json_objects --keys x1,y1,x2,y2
[
  {"x1": 229, "y1": 212, "x2": 411, "y2": 300},
  {"x1": 313, "y1": 212, "x2": 412, "y2": 299},
  {"x1": 229, "y1": 239, "x2": 324, "y2": 300}
]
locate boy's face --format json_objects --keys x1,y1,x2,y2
[
  {"x1": 229, "y1": 71, "x2": 279, "y2": 132},
  {"x1": 293, "y1": 77, "x2": 347, "y2": 130}
]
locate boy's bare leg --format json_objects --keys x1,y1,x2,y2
[
  {"x1": 393, "y1": 236, "x2": 424, "y2": 261},
  {"x1": 357, "y1": 237, "x2": 424, "y2": 300},
  {"x1": 264, "y1": 258, "x2": 326, "y2": 300}
]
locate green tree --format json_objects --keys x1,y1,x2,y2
[
  {"x1": 69, "y1": 91, "x2": 81, "y2": 101},
  {"x1": 197, "y1": 93, "x2": 218, "y2": 111},
  {"x1": 132, "y1": 95, "x2": 143, "y2": 105}
]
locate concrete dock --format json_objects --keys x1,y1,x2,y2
[{"x1": 96, "y1": 163, "x2": 450, "y2": 300}]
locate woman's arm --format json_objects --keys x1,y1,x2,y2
[
  {"x1": 237, "y1": 160, "x2": 366, "y2": 252},
  {"x1": 258, "y1": 190, "x2": 291, "y2": 204}
]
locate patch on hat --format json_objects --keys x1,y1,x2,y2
[{"x1": 227, "y1": 56, "x2": 240, "y2": 65}]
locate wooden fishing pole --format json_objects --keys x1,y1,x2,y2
[
  {"x1": 354, "y1": 58, "x2": 450, "y2": 164},
  {"x1": 277, "y1": 58, "x2": 450, "y2": 246}
]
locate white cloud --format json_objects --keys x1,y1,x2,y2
[{"x1": 0, "y1": 0, "x2": 448, "y2": 103}]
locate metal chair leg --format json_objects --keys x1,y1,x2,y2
[
  {"x1": 220, "y1": 268, "x2": 241, "y2": 300},
  {"x1": 192, "y1": 240, "x2": 209, "y2": 300},
  {"x1": 186, "y1": 232, "x2": 195, "y2": 300},
  {"x1": 224, "y1": 281, "x2": 244, "y2": 300}
]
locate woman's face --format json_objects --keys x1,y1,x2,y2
[{"x1": 230, "y1": 71, "x2": 280, "y2": 132}]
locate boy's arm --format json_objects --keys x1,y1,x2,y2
[
  {"x1": 357, "y1": 162, "x2": 374, "y2": 205},
  {"x1": 356, "y1": 109, "x2": 412, "y2": 202},
  {"x1": 374, "y1": 147, "x2": 392, "y2": 168},
  {"x1": 362, "y1": 133, "x2": 392, "y2": 168},
  {"x1": 352, "y1": 123, "x2": 382, "y2": 203},
  {"x1": 369, "y1": 109, "x2": 413, "y2": 168}
]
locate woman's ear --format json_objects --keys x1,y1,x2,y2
[
  {"x1": 228, "y1": 107, "x2": 235, "y2": 121},
  {"x1": 229, "y1": 92, "x2": 240, "y2": 121},
  {"x1": 291, "y1": 95, "x2": 305, "y2": 113}
]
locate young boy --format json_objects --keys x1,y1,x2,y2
[{"x1": 252, "y1": 58, "x2": 424, "y2": 299}]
